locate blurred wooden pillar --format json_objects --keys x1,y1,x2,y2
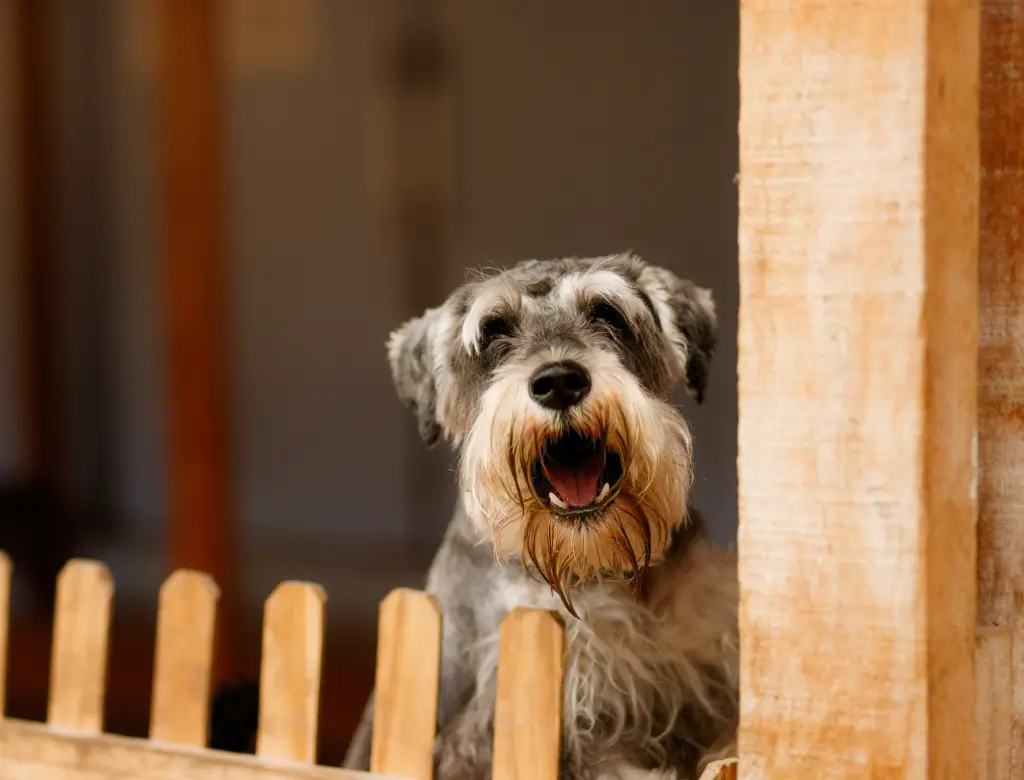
[
  {"x1": 367, "y1": 0, "x2": 456, "y2": 551},
  {"x1": 159, "y1": 0, "x2": 237, "y2": 682},
  {"x1": 977, "y1": 1, "x2": 1024, "y2": 776},
  {"x1": 737, "y1": 0, "x2": 979, "y2": 776},
  {"x1": 11, "y1": 0, "x2": 58, "y2": 490}
]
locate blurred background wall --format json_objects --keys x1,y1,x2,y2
[{"x1": 0, "y1": 0, "x2": 738, "y2": 761}]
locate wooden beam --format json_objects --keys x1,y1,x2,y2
[
  {"x1": 0, "y1": 718, "x2": 396, "y2": 780},
  {"x1": 977, "y1": 1, "x2": 1024, "y2": 776},
  {"x1": 158, "y1": 0, "x2": 237, "y2": 682},
  {"x1": 737, "y1": 0, "x2": 979, "y2": 777}
]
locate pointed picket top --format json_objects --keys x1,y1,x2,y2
[
  {"x1": 48, "y1": 558, "x2": 114, "y2": 733},
  {"x1": 151, "y1": 569, "x2": 220, "y2": 745},
  {"x1": 256, "y1": 581, "x2": 327, "y2": 764},
  {"x1": 371, "y1": 588, "x2": 442, "y2": 780},
  {"x1": 0, "y1": 550, "x2": 10, "y2": 717},
  {"x1": 492, "y1": 608, "x2": 564, "y2": 780}
]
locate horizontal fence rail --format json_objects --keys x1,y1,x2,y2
[{"x1": 0, "y1": 552, "x2": 575, "y2": 780}]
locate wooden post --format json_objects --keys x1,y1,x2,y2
[
  {"x1": 367, "y1": 0, "x2": 457, "y2": 552},
  {"x1": 977, "y1": 1, "x2": 1024, "y2": 775},
  {"x1": 10, "y1": 0, "x2": 58, "y2": 488},
  {"x1": 737, "y1": 0, "x2": 979, "y2": 777},
  {"x1": 158, "y1": 0, "x2": 237, "y2": 682}
]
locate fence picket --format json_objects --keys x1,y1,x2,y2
[
  {"x1": 492, "y1": 608, "x2": 564, "y2": 780},
  {"x1": 256, "y1": 581, "x2": 326, "y2": 764},
  {"x1": 150, "y1": 569, "x2": 220, "y2": 745},
  {"x1": 47, "y1": 559, "x2": 114, "y2": 733},
  {"x1": 371, "y1": 589, "x2": 442, "y2": 780},
  {"x1": 0, "y1": 550, "x2": 10, "y2": 716}
]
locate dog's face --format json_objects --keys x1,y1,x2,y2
[{"x1": 388, "y1": 254, "x2": 716, "y2": 610}]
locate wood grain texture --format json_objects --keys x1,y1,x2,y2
[
  {"x1": 47, "y1": 560, "x2": 115, "y2": 733},
  {"x1": 492, "y1": 608, "x2": 564, "y2": 780},
  {"x1": 0, "y1": 551, "x2": 10, "y2": 716},
  {"x1": 0, "y1": 717, "x2": 403, "y2": 780},
  {"x1": 977, "y1": 1, "x2": 1024, "y2": 775},
  {"x1": 159, "y1": 0, "x2": 237, "y2": 683},
  {"x1": 150, "y1": 570, "x2": 220, "y2": 746},
  {"x1": 975, "y1": 627, "x2": 1013, "y2": 780},
  {"x1": 256, "y1": 582, "x2": 326, "y2": 764},
  {"x1": 371, "y1": 589, "x2": 442, "y2": 780},
  {"x1": 737, "y1": 0, "x2": 979, "y2": 777},
  {"x1": 698, "y1": 759, "x2": 738, "y2": 780}
]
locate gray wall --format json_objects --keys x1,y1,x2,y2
[{"x1": 0, "y1": 0, "x2": 739, "y2": 558}]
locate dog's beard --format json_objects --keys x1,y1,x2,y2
[{"x1": 459, "y1": 352, "x2": 693, "y2": 616}]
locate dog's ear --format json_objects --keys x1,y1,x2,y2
[
  {"x1": 639, "y1": 266, "x2": 718, "y2": 404},
  {"x1": 387, "y1": 308, "x2": 443, "y2": 448}
]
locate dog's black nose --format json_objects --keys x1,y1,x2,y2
[{"x1": 529, "y1": 361, "x2": 591, "y2": 410}]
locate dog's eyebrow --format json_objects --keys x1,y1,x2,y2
[
  {"x1": 557, "y1": 270, "x2": 659, "y2": 328},
  {"x1": 459, "y1": 281, "x2": 522, "y2": 353},
  {"x1": 633, "y1": 287, "x2": 662, "y2": 328}
]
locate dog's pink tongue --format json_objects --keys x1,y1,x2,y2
[{"x1": 547, "y1": 453, "x2": 603, "y2": 507}]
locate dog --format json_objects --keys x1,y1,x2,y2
[{"x1": 341, "y1": 253, "x2": 739, "y2": 780}]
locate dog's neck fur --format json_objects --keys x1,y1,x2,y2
[{"x1": 418, "y1": 501, "x2": 739, "y2": 780}]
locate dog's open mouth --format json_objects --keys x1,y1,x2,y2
[{"x1": 531, "y1": 429, "x2": 625, "y2": 515}]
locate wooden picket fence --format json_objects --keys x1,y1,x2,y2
[{"x1": 0, "y1": 552, "x2": 736, "y2": 780}]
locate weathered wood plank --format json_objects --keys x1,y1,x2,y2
[
  {"x1": 975, "y1": 627, "x2": 1013, "y2": 780},
  {"x1": 492, "y1": 609, "x2": 564, "y2": 780},
  {"x1": 0, "y1": 717, "x2": 402, "y2": 780},
  {"x1": 371, "y1": 589, "x2": 442, "y2": 780},
  {"x1": 977, "y1": 1, "x2": 1024, "y2": 775},
  {"x1": 737, "y1": 0, "x2": 980, "y2": 777}
]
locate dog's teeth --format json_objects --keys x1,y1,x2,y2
[
  {"x1": 549, "y1": 492, "x2": 568, "y2": 509},
  {"x1": 597, "y1": 482, "x2": 611, "y2": 502}
]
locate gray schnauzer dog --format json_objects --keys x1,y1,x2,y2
[{"x1": 343, "y1": 253, "x2": 739, "y2": 780}]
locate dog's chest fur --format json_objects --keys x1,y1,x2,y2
[{"x1": 435, "y1": 509, "x2": 738, "y2": 780}]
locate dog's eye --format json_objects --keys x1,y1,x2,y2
[
  {"x1": 479, "y1": 315, "x2": 514, "y2": 348},
  {"x1": 590, "y1": 301, "x2": 631, "y2": 335}
]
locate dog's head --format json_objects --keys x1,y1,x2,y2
[{"x1": 388, "y1": 254, "x2": 717, "y2": 611}]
